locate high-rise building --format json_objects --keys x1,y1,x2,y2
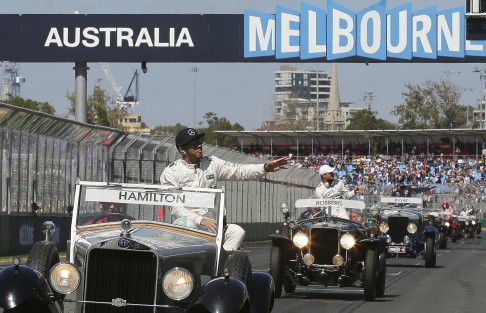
[
  {"x1": 274, "y1": 65, "x2": 329, "y2": 129},
  {"x1": 273, "y1": 64, "x2": 364, "y2": 130}
]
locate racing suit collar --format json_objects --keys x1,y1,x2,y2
[{"x1": 181, "y1": 158, "x2": 200, "y2": 170}]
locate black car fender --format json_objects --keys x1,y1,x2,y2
[
  {"x1": 250, "y1": 272, "x2": 275, "y2": 313},
  {"x1": 358, "y1": 237, "x2": 380, "y2": 250},
  {"x1": 0, "y1": 265, "x2": 61, "y2": 313},
  {"x1": 269, "y1": 234, "x2": 294, "y2": 250},
  {"x1": 190, "y1": 276, "x2": 249, "y2": 313},
  {"x1": 424, "y1": 225, "x2": 437, "y2": 239},
  {"x1": 437, "y1": 225, "x2": 448, "y2": 233}
]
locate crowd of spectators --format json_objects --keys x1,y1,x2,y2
[{"x1": 237, "y1": 142, "x2": 486, "y2": 195}]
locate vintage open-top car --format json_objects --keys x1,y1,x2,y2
[
  {"x1": 0, "y1": 181, "x2": 275, "y2": 313},
  {"x1": 460, "y1": 211, "x2": 482, "y2": 239},
  {"x1": 377, "y1": 196, "x2": 439, "y2": 268},
  {"x1": 269, "y1": 198, "x2": 386, "y2": 301}
]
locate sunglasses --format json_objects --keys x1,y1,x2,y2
[{"x1": 185, "y1": 139, "x2": 203, "y2": 148}]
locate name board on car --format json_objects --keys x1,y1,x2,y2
[
  {"x1": 380, "y1": 197, "x2": 422, "y2": 204},
  {"x1": 85, "y1": 188, "x2": 215, "y2": 208},
  {"x1": 295, "y1": 199, "x2": 365, "y2": 210}
]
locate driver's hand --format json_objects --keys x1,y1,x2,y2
[
  {"x1": 201, "y1": 218, "x2": 217, "y2": 233},
  {"x1": 354, "y1": 185, "x2": 365, "y2": 194}
]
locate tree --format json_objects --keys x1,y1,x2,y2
[
  {"x1": 66, "y1": 79, "x2": 128, "y2": 129},
  {"x1": 198, "y1": 112, "x2": 244, "y2": 147},
  {"x1": 347, "y1": 109, "x2": 396, "y2": 130},
  {"x1": 3, "y1": 97, "x2": 55, "y2": 114},
  {"x1": 277, "y1": 92, "x2": 312, "y2": 130},
  {"x1": 392, "y1": 78, "x2": 467, "y2": 129},
  {"x1": 151, "y1": 123, "x2": 188, "y2": 136}
]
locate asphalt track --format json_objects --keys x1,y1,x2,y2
[
  {"x1": 1, "y1": 237, "x2": 484, "y2": 313},
  {"x1": 247, "y1": 236, "x2": 486, "y2": 313}
]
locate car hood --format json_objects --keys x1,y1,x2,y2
[{"x1": 76, "y1": 224, "x2": 216, "y2": 257}]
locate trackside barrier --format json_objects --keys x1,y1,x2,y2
[{"x1": 0, "y1": 103, "x2": 319, "y2": 255}]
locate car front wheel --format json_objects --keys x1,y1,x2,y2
[
  {"x1": 438, "y1": 232, "x2": 447, "y2": 249},
  {"x1": 269, "y1": 245, "x2": 283, "y2": 298},
  {"x1": 26, "y1": 241, "x2": 60, "y2": 279},
  {"x1": 224, "y1": 253, "x2": 253, "y2": 300},
  {"x1": 363, "y1": 249, "x2": 377, "y2": 301},
  {"x1": 424, "y1": 237, "x2": 435, "y2": 268},
  {"x1": 451, "y1": 228, "x2": 458, "y2": 242},
  {"x1": 376, "y1": 252, "x2": 386, "y2": 297}
]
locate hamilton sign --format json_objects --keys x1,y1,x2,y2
[{"x1": 0, "y1": 1, "x2": 483, "y2": 62}]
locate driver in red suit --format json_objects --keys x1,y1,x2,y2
[{"x1": 84, "y1": 202, "x2": 122, "y2": 225}]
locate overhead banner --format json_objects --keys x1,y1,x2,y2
[{"x1": 0, "y1": 1, "x2": 484, "y2": 62}]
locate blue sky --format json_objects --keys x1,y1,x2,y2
[{"x1": 2, "y1": 0, "x2": 479, "y2": 130}]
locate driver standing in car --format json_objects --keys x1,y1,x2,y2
[
  {"x1": 160, "y1": 127, "x2": 289, "y2": 251},
  {"x1": 315, "y1": 164, "x2": 363, "y2": 219}
]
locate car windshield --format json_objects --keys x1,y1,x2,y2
[
  {"x1": 380, "y1": 196, "x2": 423, "y2": 211},
  {"x1": 294, "y1": 198, "x2": 366, "y2": 222},
  {"x1": 75, "y1": 184, "x2": 223, "y2": 236}
]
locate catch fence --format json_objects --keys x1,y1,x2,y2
[{"x1": 0, "y1": 103, "x2": 318, "y2": 255}]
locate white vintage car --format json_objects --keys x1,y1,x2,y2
[{"x1": 0, "y1": 181, "x2": 274, "y2": 313}]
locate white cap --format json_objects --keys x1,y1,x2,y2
[{"x1": 319, "y1": 164, "x2": 335, "y2": 175}]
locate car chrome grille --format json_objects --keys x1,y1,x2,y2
[
  {"x1": 85, "y1": 249, "x2": 157, "y2": 313},
  {"x1": 388, "y1": 216, "x2": 409, "y2": 243},
  {"x1": 310, "y1": 228, "x2": 339, "y2": 265}
]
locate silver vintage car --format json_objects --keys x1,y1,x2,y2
[{"x1": 0, "y1": 181, "x2": 274, "y2": 313}]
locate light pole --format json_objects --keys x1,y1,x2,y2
[
  {"x1": 474, "y1": 66, "x2": 486, "y2": 129},
  {"x1": 190, "y1": 66, "x2": 198, "y2": 128},
  {"x1": 362, "y1": 91, "x2": 375, "y2": 111},
  {"x1": 316, "y1": 68, "x2": 319, "y2": 131}
]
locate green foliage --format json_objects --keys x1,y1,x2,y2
[
  {"x1": 346, "y1": 109, "x2": 396, "y2": 130},
  {"x1": 392, "y1": 78, "x2": 467, "y2": 129},
  {"x1": 151, "y1": 123, "x2": 188, "y2": 136},
  {"x1": 198, "y1": 112, "x2": 244, "y2": 147},
  {"x1": 66, "y1": 79, "x2": 128, "y2": 129},
  {"x1": 3, "y1": 97, "x2": 55, "y2": 114}
]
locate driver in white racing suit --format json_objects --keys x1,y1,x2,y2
[
  {"x1": 161, "y1": 127, "x2": 289, "y2": 251},
  {"x1": 314, "y1": 164, "x2": 363, "y2": 219}
]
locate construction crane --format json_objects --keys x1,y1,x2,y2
[
  {"x1": 0, "y1": 62, "x2": 25, "y2": 100},
  {"x1": 99, "y1": 63, "x2": 139, "y2": 108}
]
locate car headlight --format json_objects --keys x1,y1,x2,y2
[
  {"x1": 472, "y1": 220, "x2": 476, "y2": 225},
  {"x1": 333, "y1": 254, "x2": 344, "y2": 266},
  {"x1": 465, "y1": 220, "x2": 470, "y2": 226},
  {"x1": 407, "y1": 223, "x2": 417, "y2": 234},
  {"x1": 49, "y1": 262, "x2": 81, "y2": 294},
  {"x1": 386, "y1": 234, "x2": 391, "y2": 244},
  {"x1": 163, "y1": 267, "x2": 194, "y2": 301},
  {"x1": 379, "y1": 222, "x2": 389, "y2": 233},
  {"x1": 403, "y1": 235, "x2": 410, "y2": 244},
  {"x1": 445, "y1": 222, "x2": 450, "y2": 227},
  {"x1": 293, "y1": 232, "x2": 308, "y2": 249},
  {"x1": 303, "y1": 253, "x2": 315, "y2": 266},
  {"x1": 340, "y1": 233, "x2": 355, "y2": 250}
]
